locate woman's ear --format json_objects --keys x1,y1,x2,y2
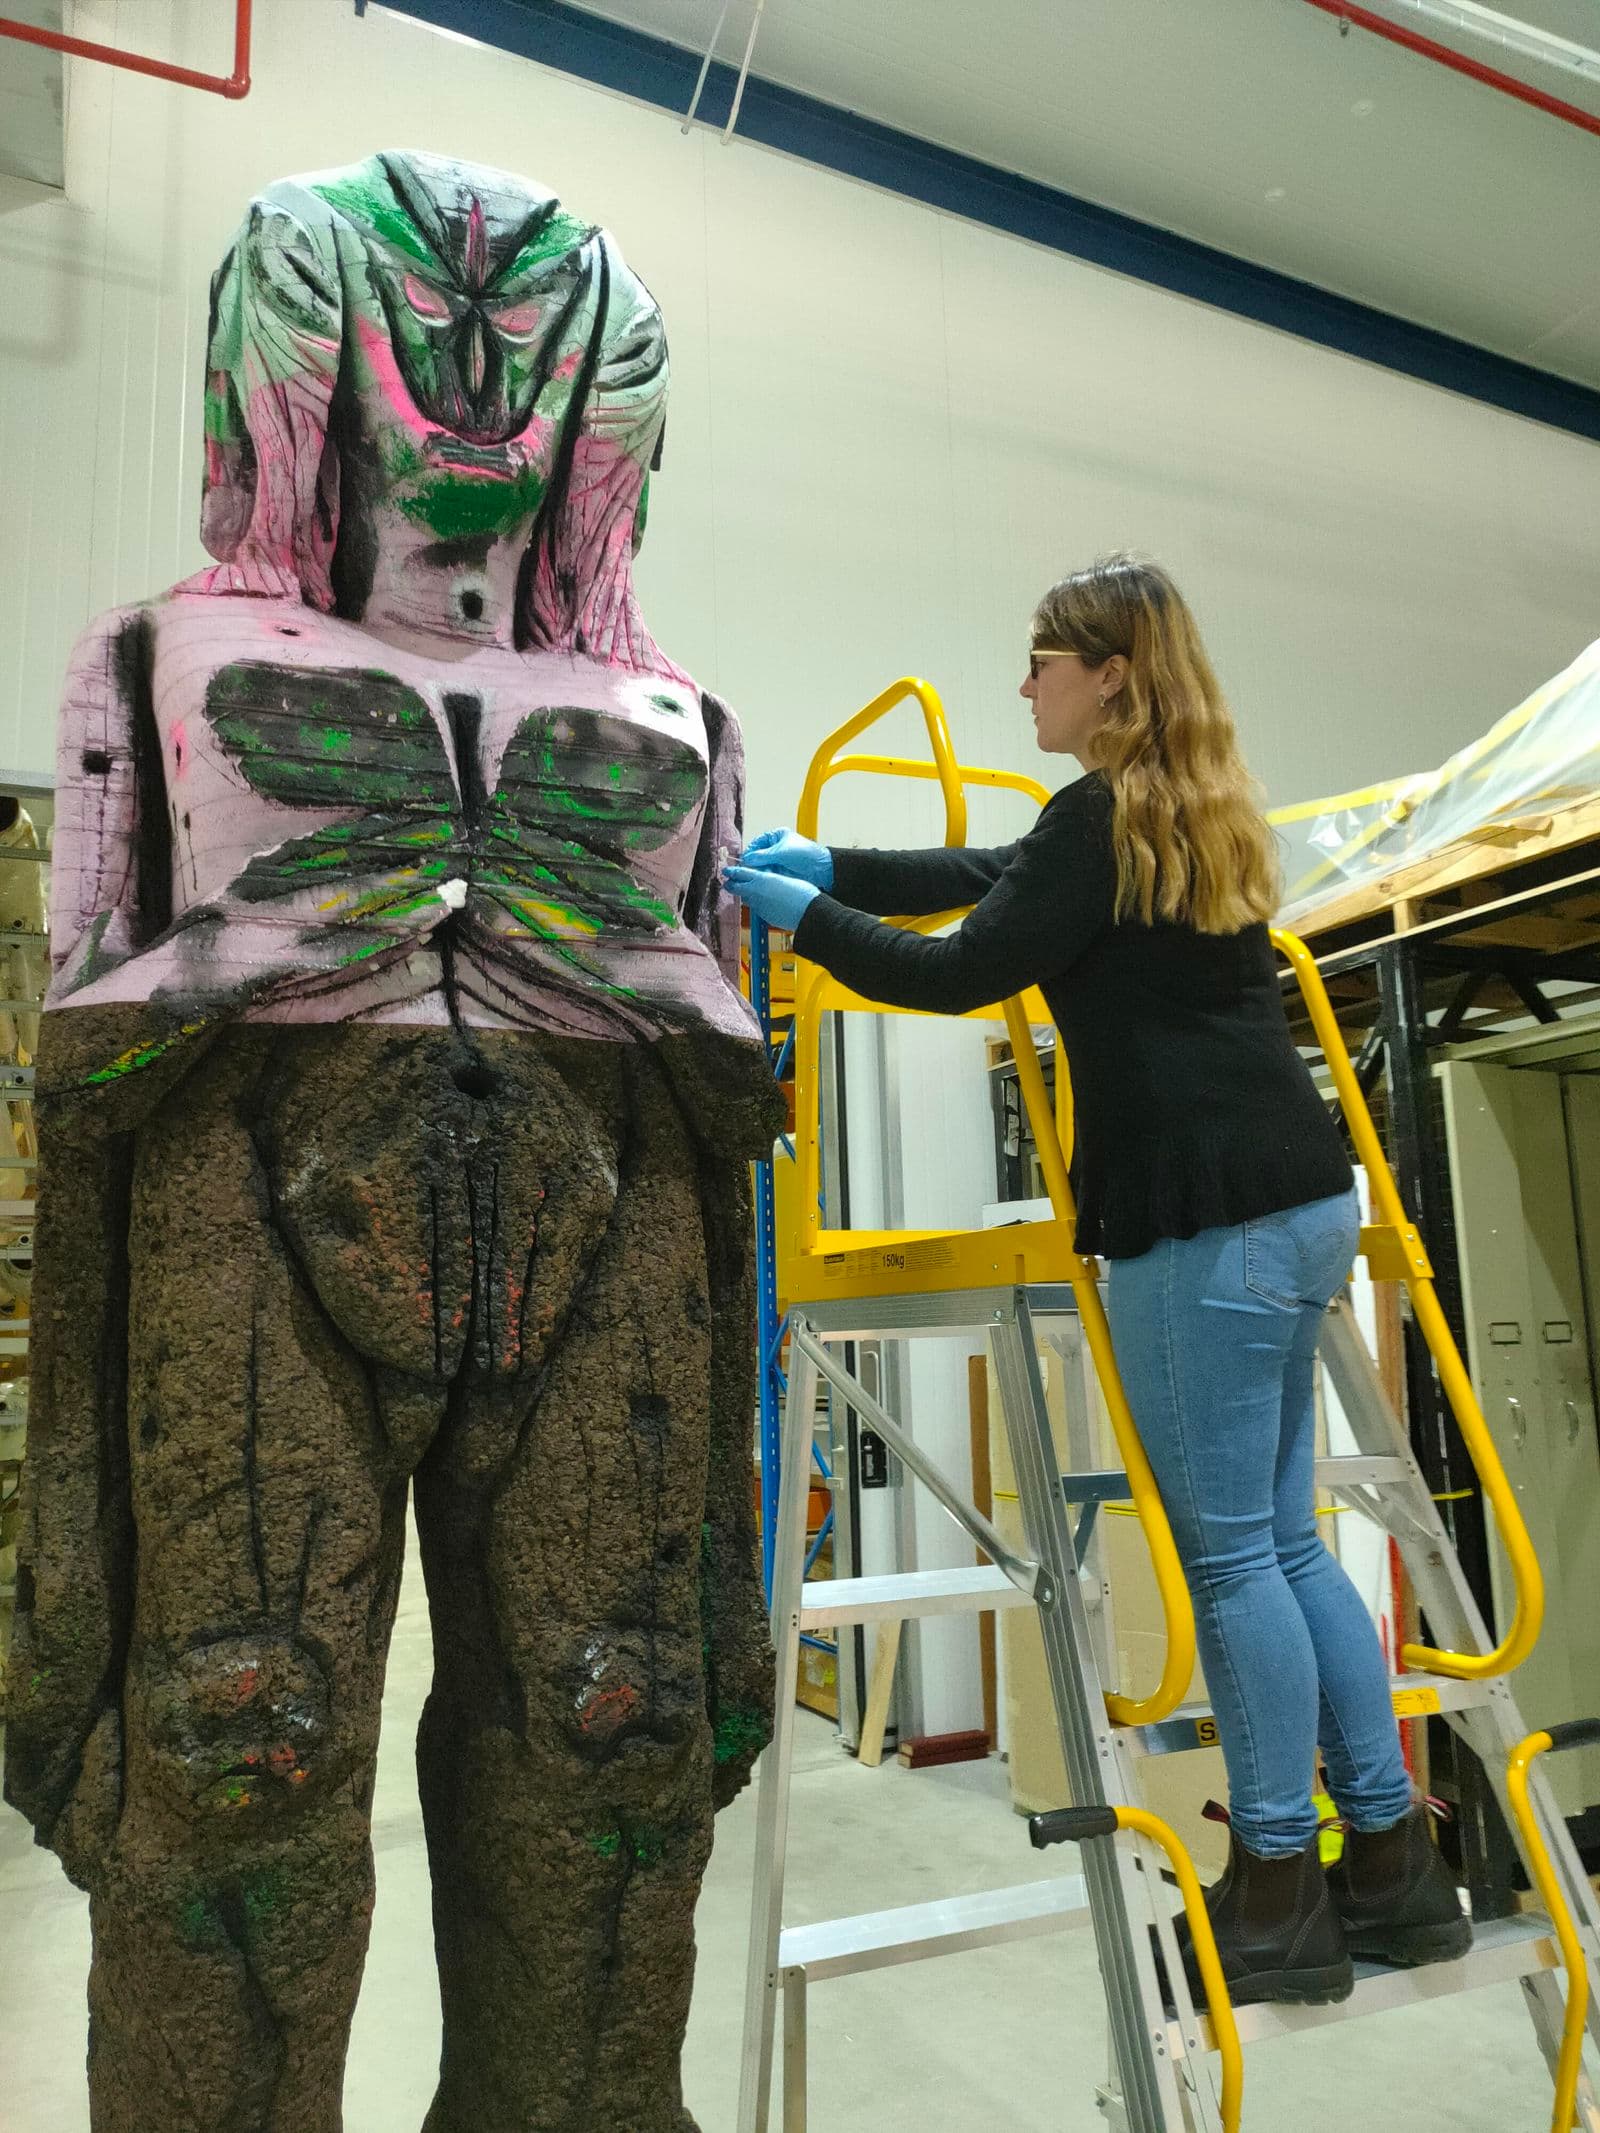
[{"x1": 1100, "y1": 654, "x2": 1130, "y2": 700}]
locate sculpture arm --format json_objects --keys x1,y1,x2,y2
[
  {"x1": 48, "y1": 606, "x2": 163, "y2": 1000},
  {"x1": 681, "y1": 690, "x2": 748, "y2": 995}
]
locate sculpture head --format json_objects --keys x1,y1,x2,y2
[{"x1": 194, "y1": 150, "x2": 672, "y2": 661}]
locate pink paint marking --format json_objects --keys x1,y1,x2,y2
[{"x1": 353, "y1": 314, "x2": 440, "y2": 446}]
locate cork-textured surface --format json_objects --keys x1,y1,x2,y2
[{"x1": 3, "y1": 1010, "x2": 783, "y2": 2132}]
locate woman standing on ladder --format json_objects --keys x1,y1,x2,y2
[{"x1": 723, "y1": 553, "x2": 1471, "y2": 2008}]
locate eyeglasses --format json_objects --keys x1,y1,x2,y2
[{"x1": 1027, "y1": 648, "x2": 1082, "y2": 681}]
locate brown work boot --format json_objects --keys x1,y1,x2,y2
[
  {"x1": 1178, "y1": 1830, "x2": 1354, "y2": 2008},
  {"x1": 1329, "y1": 1801, "x2": 1473, "y2": 1966}
]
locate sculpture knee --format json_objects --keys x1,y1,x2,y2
[
  {"x1": 552, "y1": 1623, "x2": 707, "y2": 1786},
  {"x1": 138, "y1": 1634, "x2": 353, "y2": 1824}
]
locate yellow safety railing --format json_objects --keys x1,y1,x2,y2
[
  {"x1": 1274, "y1": 930, "x2": 1544, "y2": 1680},
  {"x1": 997, "y1": 992, "x2": 1197, "y2": 1727},
  {"x1": 789, "y1": 680, "x2": 1196, "y2": 1729},
  {"x1": 1031, "y1": 1802, "x2": 1242, "y2": 2132},
  {"x1": 1505, "y1": 1723, "x2": 1600, "y2": 2132}
]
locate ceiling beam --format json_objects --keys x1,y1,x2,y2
[{"x1": 373, "y1": 0, "x2": 1600, "y2": 443}]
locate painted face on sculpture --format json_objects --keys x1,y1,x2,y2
[{"x1": 198, "y1": 151, "x2": 668, "y2": 646}]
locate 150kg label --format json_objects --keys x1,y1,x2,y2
[{"x1": 1391, "y1": 1686, "x2": 1442, "y2": 1719}]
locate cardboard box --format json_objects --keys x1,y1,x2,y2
[{"x1": 988, "y1": 1349, "x2": 1230, "y2": 1881}]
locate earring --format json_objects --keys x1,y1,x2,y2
[{"x1": 1097, "y1": 692, "x2": 1107, "y2": 708}]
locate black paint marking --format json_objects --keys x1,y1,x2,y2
[
  {"x1": 82, "y1": 749, "x2": 112, "y2": 776},
  {"x1": 442, "y1": 693, "x2": 487, "y2": 827},
  {"x1": 114, "y1": 613, "x2": 172, "y2": 944},
  {"x1": 419, "y1": 532, "x2": 496, "y2": 571},
  {"x1": 242, "y1": 1311, "x2": 270, "y2": 1617}
]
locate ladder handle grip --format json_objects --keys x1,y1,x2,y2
[
  {"x1": 1029, "y1": 1806, "x2": 1120, "y2": 1849},
  {"x1": 1543, "y1": 1719, "x2": 1600, "y2": 1753}
]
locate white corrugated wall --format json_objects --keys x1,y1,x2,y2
[{"x1": 3, "y1": 0, "x2": 1598, "y2": 825}]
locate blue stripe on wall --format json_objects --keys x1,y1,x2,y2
[{"x1": 378, "y1": 0, "x2": 1600, "y2": 444}]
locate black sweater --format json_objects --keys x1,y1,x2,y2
[{"x1": 793, "y1": 770, "x2": 1351, "y2": 1260}]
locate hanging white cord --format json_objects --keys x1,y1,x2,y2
[
  {"x1": 722, "y1": 0, "x2": 767, "y2": 142},
  {"x1": 682, "y1": 0, "x2": 733, "y2": 133}
]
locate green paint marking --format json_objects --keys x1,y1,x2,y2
[
  {"x1": 241, "y1": 1866, "x2": 290, "y2": 1925},
  {"x1": 310, "y1": 174, "x2": 434, "y2": 267},
  {"x1": 713, "y1": 1704, "x2": 770, "y2": 1768},
  {"x1": 178, "y1": 1894, "x2": 215, "y2": 1948},
  {"x1": 505, "y1": 208, "x2": 592, "y2": 278},
  {"x1": 648, "y1": 692, "x2": 687, "y2": 719},
  {"x1": 336, "y1": 939, "x2": 393, "y2": 969},
  {"x1": 397, "y1": 461, "x2": 547, "y2": 543},
  {"x1": 607, "y1": 763, "x2": 624, "y2": 786},
  {"x1": 83, "y1": 1022, "x2": 206, "y2": 1087},
  {"x1": 587, "y1": 1831, "x2": 622, "y2": 1861}
]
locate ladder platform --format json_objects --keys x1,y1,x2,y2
[
  {"x1": 1174, "y1": 1912, "x2": 1562, "y2": 2055},
  {"x1": 778, "y1": 1872, "x2": 1091, "y2": 1982},
  {"x1": 1129, "y1": 1670, "x2": 1488, "y2": 1755},
  {"x1": 798, "y1": 1563, "x2": 1035, "y2": 1626}
]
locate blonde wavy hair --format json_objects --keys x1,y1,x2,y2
[{"x1": 1031, "y1": 555, "x2": 1279, "y2": 934}]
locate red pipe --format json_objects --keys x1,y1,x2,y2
[
  {"x1": 1302, "y1": 0, "x2": 1600, "y2": 138},
  {"x1": 0, "y1": 0, "x2": 251, "y2": 100}
]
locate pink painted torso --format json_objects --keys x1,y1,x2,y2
[{"x1": 51, "y1": 594, "x2": 756, "y2": 1046}]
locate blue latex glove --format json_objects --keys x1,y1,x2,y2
[
  {"x1": 722, "y1": 864, "x2": 822, "y2": 934},
  {"x1": 737, "y1": 828, "x2": 834, "y2": 889}
]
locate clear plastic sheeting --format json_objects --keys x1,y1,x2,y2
[{"x1": 1272, "y1": 637, "x2": 1600, "y2": 928}]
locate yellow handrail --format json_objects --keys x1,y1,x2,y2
[
  {"x1": 1002, "y1": 995, "x2": 1196, "y2": 1727},
  {"x1": 1030, "y1": 1802, "x2": 1242, "y2": 2133},
  {"x1": 1122, "y1": 1807, "x2": 1243, "y2": 2133},
  {"x1": 1272, "y1": 928, "x2": 1544, "y2": 1680},
  {"x1": 797, "y1": 678, "x2": 969, "y2": 847},
  {"x1": 1505, "y1": 1728, "x2": 1596, "y2": 2133}
]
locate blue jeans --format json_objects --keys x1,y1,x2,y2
[{"x1": 1106, "y1": 1188, "x2": 1414, "y2": 1856}]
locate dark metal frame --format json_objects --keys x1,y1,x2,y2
[{"x1": 1287, "y1": 858, "x2": 1600, "y2": 1914}]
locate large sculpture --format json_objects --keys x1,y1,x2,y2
[{"x1": 2, "y1": 151, "x2": 781, "y2": 2133}]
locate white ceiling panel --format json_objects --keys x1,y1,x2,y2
[
  {"x1": 0, "y1": 0, "x2": 64, "y2": 192},
  {"x1": 564, "y1": 0, "x2": 1600, "y2": 390}
]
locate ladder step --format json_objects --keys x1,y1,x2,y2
[
  {"x1": 1063, "y1": 1454, "x2": 1410, "y2": 1500},
  {"x1": 1173, "y1": 1912, "x2": 1562, "y2": 2055},
  {"x1": 1131, "y1": 1671, "x2": 1488, "y2": 1755},
  {"x1": 778, "y1": 1873, "x2": 1091, "y2": 1982},
  {"x1": 799, "y1": 1564, "x2": 1035, "y2": 1626}
]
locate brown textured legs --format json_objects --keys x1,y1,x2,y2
[
  {"x1": 416, "y1": 1056, "x2": 716, "y2": 2133},
  {"x1": 5, "y1": 1020, "x2": 779, "y2": 2133},
  {"x1": 86, "y1": 1037, "x2": 412, "y2": 2133}
]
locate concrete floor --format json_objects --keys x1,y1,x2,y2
[{"x1": 1, "y1": 1521, "x2": 1560, "y2": 2132}]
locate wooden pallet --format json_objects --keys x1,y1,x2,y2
[{"x1": 1291, "y1": 798, "x2": 1600, "y2": 957}]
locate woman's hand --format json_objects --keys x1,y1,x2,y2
[
  {"x1": 721, "y1": 864, "x2": 821, "y2": 934},
  {"x1": 736, "y1": 828, "x2": 834, "y2": 889}
]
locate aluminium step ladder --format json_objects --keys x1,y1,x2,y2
[
  {"x1": 739, "y1": 682, "x2": 1600, "y2": 2130},
  {"x1": 738, "y1": 1282, "x2": 1600, "y2": 2133}
]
